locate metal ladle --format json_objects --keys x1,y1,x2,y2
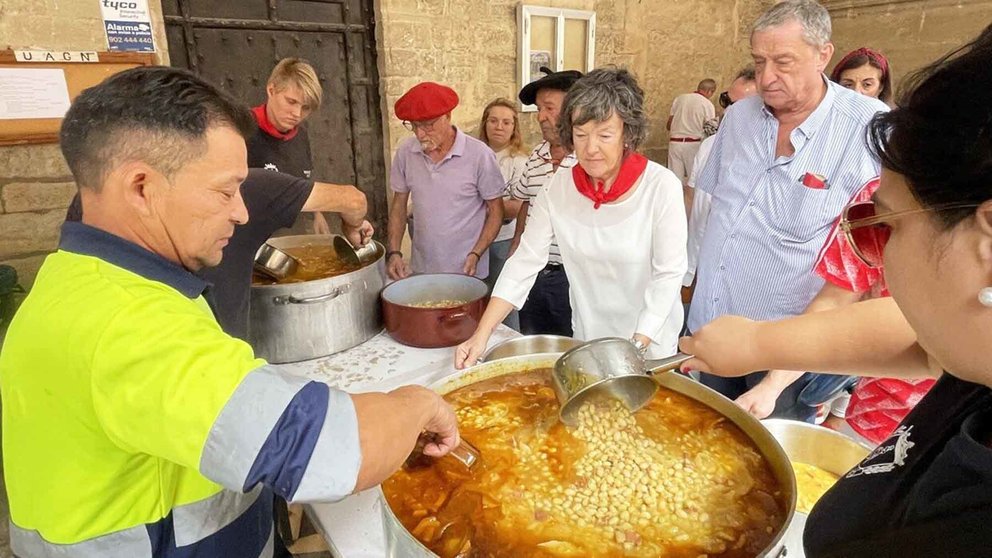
[
  {"x1": 551, "y1": 337, "x2": 693, "y2": 425},
  {"x1": 333, "y1": 235, "x2": 380, "y2": 267},
  {"x1": 403, "y1": 434, "x2": 480, "y2": 471}
]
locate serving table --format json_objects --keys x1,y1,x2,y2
[{"x1": 272, "y1": 326, "x2": 519, "y2": 557}]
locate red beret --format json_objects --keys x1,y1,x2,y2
[{"x1": 394, "y1": 82, "x2": 459, "y2": 121}]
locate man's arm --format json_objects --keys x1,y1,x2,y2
[
  {"x1": 464, "y1": 197, "x2": 504, "y2": 276},
  {"x1": 92, "y1": 299, "x2": 459, "y2": 505},
  {"x1": 509, "y1": 201, "x2": 530, "y2": 257},
  {"x1": 666, "y1": 115, "x2": 674, "y2": 132},
  {"x1": 350, "y1": 386, "x2": 457, "y2": 492},
  {"x1": 386, "y1": 191, "x2": 411, "y2": 279},
  {"x1": 302, "y1": 182, "x2": 367, "y2": 227}
]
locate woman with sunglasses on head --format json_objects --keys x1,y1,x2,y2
[
  {"x1": 681, "y1": 26, "x2": 992, "y2": 556},
  {"x1": 831, "y1": 47, "x2": 893, "y2": 105}
]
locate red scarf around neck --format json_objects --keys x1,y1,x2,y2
[
  {"x1": 252, "y1": 104, "x2": 298, "y2": 141},
  {"x1": 572, "y1": 152, "x2": 648, "y2": 209}
]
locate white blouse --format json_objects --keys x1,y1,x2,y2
[
  {"x1": 494, "y1": 148, "x2": 528, "y2": 242},
  {"x1": 492, "y1": 160, "x2": 687, "y2": 357}
]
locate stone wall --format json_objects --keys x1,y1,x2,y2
[
  {"x1": 0, "y1": 0, "x2": 169, "y2": 288},
  {"x1": 375, "y1": 0, "x2": 775, "y2": 165},
  {"x1": 827, "y1": 0, "x2": 992, "y2": 92}
]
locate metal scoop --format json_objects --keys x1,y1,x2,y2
[
  {"x1": 403, "y1": 434, "x2": 480, "y2": 471},
  {"x1": 253, "y1": 243, "x2": 300, "y2": 280},
  {"x1": 551, "y1": 337, "x2": 693, "y2": 425},
  {"x1": 333, "y1": 235, "x2": 380, "y2": 267}
]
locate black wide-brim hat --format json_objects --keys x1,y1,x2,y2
[{"x1": 518, "y1": 67, "x2": 584, "y2": 105}]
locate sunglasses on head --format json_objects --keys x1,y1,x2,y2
[
  {"x1": 718, "y1": 91, "x2": 733, "y2": 109},
  {"x1": 840, "y1": 200, "x2": 981, "y2": 268}
]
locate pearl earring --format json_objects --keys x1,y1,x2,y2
[{"x1": 980, "y1": 287, "x2": 992, "y2": 307}]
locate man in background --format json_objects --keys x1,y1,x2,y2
[{"x1": 667, "y1": 78, "x2": 717, "y2": 188}]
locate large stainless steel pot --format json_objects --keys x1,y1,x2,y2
[
  {"x1": 379, "y1": 354, "x2": 797, "y2": 558},
  {"x1": 248, "y1": 234, "x2": 385, "y2": 363},
  {"x1": 762, "y1": 419, "x2": 872, "y2": 558}
]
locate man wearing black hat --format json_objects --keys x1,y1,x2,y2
[{"x1": 507, "y1": 67, "x2": 583, "y2": 337}]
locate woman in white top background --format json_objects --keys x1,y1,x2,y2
[
  {"x1": 456, "y1": 67, "x2": 687, "y2": 366},
  {"x1": 478, "y1": 99, "x2": 528, "y2": 318}
]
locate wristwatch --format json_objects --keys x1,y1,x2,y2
[{"x1": 630, "y1": 337, "x2": 648, "y2": 355}]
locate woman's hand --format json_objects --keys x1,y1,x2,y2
[
  {"x1": 678, "y1": 315, "x2": 764, "y2": 377},
  {"x1": 454, "y1": 331, "x2": 490, "y2": 370}
]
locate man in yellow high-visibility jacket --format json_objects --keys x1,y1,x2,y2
[{"x1": 0, "y1": 66, "x2": 459, "y2": 558}]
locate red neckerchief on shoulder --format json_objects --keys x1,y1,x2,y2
[
  {"x1": 572, "y1": 152, "x2": 648, "y2": 209},
  {"x1": 252, "y1": 104, "x2": 298, "y2": 141}
]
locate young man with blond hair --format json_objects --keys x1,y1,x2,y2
[{"x1": 248, "y1": 57, "x2": 336, "y2": 234}]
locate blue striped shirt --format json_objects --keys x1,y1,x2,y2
[{"x1": 687, "y1": 79, "x2": 888, "y2": 332}]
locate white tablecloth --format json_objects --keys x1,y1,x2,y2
[{"x1": 273, "y1": 326, "x2": 519, "y2": 557}]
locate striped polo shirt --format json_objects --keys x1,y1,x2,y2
[
  {"x1": 511, "y1": 140, "x2": 577, "y2": 265},
  {"x1": 687, "y1": 79, "x2": 888, "y2": 332}
]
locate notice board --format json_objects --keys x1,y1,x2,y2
[{"x1": 0, "y1": 50, "x2": 156, "y2": 146}]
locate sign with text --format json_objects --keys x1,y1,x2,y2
[
  {"x1": 14, "y1": 51, "x2": 100, "y2": 63},
  {"x1": 0, "y1": 68, "x2": 72, "y2": 120},
  {"x1": 99, "y1": 0, "x2": 155, "y2": 52}
]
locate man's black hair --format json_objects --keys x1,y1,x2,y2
[{"x1": 59, "y1": 66, "x2": 255, "y2": 190}]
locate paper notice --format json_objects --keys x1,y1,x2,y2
[{"x1": 0, "y1": 68, "x2": 72, "y2": 120}]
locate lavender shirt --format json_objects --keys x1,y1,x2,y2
[{"x1": 390, "y1": 128, "x2": 506, "y2": 278}]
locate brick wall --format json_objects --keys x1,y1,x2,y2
[
  {"x1": 0, "y1": 0, "x2": 169, "y2": 288},
  {"x1": 827, "y1": 0, "x2": 992, "y2": 91},
  {"x1": 375, "y1": 0, "x2": 775, "y2": 165}
]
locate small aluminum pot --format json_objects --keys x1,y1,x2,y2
[
  {"x1": 480, "y1": 334, "x2": 582, "y2": 362},
  {"x1": 253, "y1": 243, "x2": 299, "y2": 280},
  {"x1": 381, "y1": 273, "x2": 488, "y2": 348}
]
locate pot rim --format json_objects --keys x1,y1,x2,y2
[
  {"x1": 378, "y1": 354, "x2": 797, "y2": 557},
  {"x1": 250, "y1": 235, "x2": 384, "y2": 291},
  {"x1": 380, "y1": 272, "x2": 489, "y2": 307}
]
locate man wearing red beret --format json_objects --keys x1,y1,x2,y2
[{"x1": 386, "y1": 82, "x2": 506, "y2": 280}]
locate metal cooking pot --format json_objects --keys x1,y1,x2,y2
[
  {"x1": 381, "y1": 273, "x2": 487, "y2": 348},
  {"x1": 253, "y1": 243, "x2": 299, "y2": 280},
  {"x1": 248, "y1": 234, "x2": 385, "y2": 363},
  {"x1": 480, "y1": 334, "x2": 581, "y2": 362},
  {"x1": 762, "y1": 419, "x2": 872, "y2": 558},
  {"x1": 379, "y1": 353, "x2": 797, "y2": 558}
]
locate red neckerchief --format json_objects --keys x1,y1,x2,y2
[
  {"x1": 572, "y1": 152, "x2": 648, "y2": 209},
  {"x1": 252, "y1": 104, "x2": 298, "y2": 141}
]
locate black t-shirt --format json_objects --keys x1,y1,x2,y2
[
  {"x1": 198, "y1": 169, "x2": 313, "y2": 340},
  {"x1": 65, "y1": 169, "x2": 314, "y2": 341},
  {"x1": 804, "y1": 373, "x2": 992, "y2": 557},
  {"x1": 246, "y1": 124, "x2": 314, "y2": 179}
]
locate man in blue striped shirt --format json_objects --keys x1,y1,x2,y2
[{"x1": 687, "y1": 0, "x2": 887, "y2": 420}]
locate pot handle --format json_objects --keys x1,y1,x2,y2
[
  {"x1": 438, "y1": 311, "x2": 468, "y2": 321},
  {"x1": 645, "y1": 352, "x2": 693, "y2": 375},
  {"x1": 274, "y1": 283, "x2": 352, "y2": 305}
]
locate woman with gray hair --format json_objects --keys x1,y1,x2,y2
[{"x1": 455, "y1": 67, "x2": 687, "y2": 366}]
